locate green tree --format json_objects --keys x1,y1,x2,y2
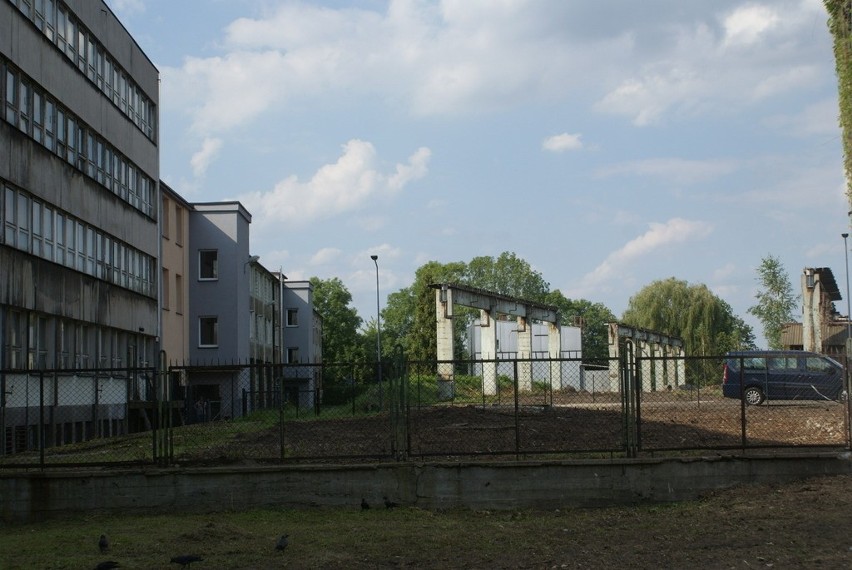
[
  {"x1": 543, "y1": 290, "x2": 616, "y2": 360},
  {"x1": 622, "y1": 277, "x2": 755, "y2": 356},
  {"x1": 748, "y1": 255, "x2": 798, "y2": 349},
  {"x1": 824, "y1": 1, "x2": 852, "y2": 208},
  {"x1": 464, "y1": 252, "x2": 550, "y2": 301},
  {"x1": 382, "y1": 252, "x2": 617, "y2": 361},
  {"x1": 381, "y1": 260, "x2": 467, "y2": 361},
  {"x1": 309, "y1": 277, "x2": 363, "y2": 363}
]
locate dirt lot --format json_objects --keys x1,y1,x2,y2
[{"x1": 212, "y1": 392, "x2": 850, "y2": 463}]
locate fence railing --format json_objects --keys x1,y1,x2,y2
[{"x1": 1, "y1": 354, "x2": 849, "y2": 468}]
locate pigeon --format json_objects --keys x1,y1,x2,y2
[
  {"x1": 95, "y1": 562, "x2": 120, "y2": 570},
  {"x1": 361, "y1": 497, "x2": 370, "y2": 510},
  {"x1": 383, "y1": 496, "x2": 399, "y2": 509},
  {"x1": 98, "y1": 534, "x2": 110, "y2": 553},
  {"x1": 170, "y1": 554, "x2": 204, "y2": 568},
  {"x1": 275, "y1": 534, "x2": 289, "y2": 552}
]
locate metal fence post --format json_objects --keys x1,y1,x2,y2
[{"x1": 39, "y1": 371, "x2": 45, "y2": 468}]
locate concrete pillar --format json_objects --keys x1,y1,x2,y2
[
  {"x1": 548, "y1": 322, "x2": 562, "y2": 391},
  {"x1": 637, "y1": 340, "x2": 653, "y2": 392},
  {"x1": 480, "y1": 310, "x2": 497, "y2": 396},
  {"x1": 517, "y1": 317, "x2": 532, "y2": 392},
  {"x1": 607, "y1": 324, "x2": 620, "y2": 393},
  {"x1": 435, "y1": 289, "x2": 453, "y2": 382},
  {"x1": 802, "y1": 270, "x2": 817, "y2": 352}
]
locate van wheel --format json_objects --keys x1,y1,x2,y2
[{"x1": 743, "y1": 386, "x2": 765, "y2": 406}]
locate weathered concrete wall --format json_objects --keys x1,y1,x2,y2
[{"x1": 3, "y1": 453, "x2": 851, "y2": 524}]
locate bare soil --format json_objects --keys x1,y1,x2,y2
[{"x1": 199, "y1": 393, "x2": 849, "y2": 463}]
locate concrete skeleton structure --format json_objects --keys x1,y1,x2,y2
[
  {"x1": 433, "y1": 283, "x2": 563, "y2": 396},
  {"x1": 607, "y1": 323, "x2": 686, "y2": 392}
]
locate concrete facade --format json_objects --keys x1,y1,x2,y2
[
  {"x1": 1, "y1": 0, "x2": 159, "y2": 452},
  {"x1": 2, "y1": 453, "x2": 851, "y2": 523},
  {"x1": 280, "y1": 280, "x2": 322, "y2": 408},
  {"x1": 160, "y1": 182, "x2": 190, "y2": 365},
  {"x1": 187, "y1": 202, "x2": 252, "y2": 364}
]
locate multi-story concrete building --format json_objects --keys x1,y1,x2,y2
[
  {"x1": 280, "y1": 280, "x2": 323, "y2": 408},
  {"x1": 160, "y1": 182, "x2": 190, "y2": 365},
  {"x1": 1, "y1": 0, "x2": 159, "y2": 451}
]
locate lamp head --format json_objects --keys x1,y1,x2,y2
[{"x1": 370, "y1": 255, "x2": 378, "y2": 261}]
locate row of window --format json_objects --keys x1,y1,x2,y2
[
  {"x1": 2, "y1": 59, "x2": 156, "y2": 218},
  {"x1": 4, "y1": 309, "x2": 153, "y2": 370},
  {"x1": 200, "y1": 314, "x2": 300, "y2": 362},
  {"x1": 7, "y1": 0, "x2": 156, "y2": 141},
  {"x1": 2, "y1": 180, "x2": 157, "y2": 298}
]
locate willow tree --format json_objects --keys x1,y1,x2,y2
[
  {"x1": 825, "y1": 1, "x2": 852, "y2": 209},
  {"x1": 621, "y1": 277, "x2": 755, "y2": 356}
]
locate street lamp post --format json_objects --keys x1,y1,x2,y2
[{"x1": 371, "y1": 255, "x2": 383, "y2": 408}]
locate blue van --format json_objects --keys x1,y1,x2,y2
[{"x1": 722, "y1": 350, "x2": 846, "y2": 405}]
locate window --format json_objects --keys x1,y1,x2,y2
[
  {"x1": 175, "y1": 208, "x2": 183, "y2": 246},
  {"x1": 286, "y1": 309, "x2": 299, "y2": 327},
  {"x1": 199, "y1": 317, "x2": 218, "y2": 347},
  {"x1": 175, "y1": 274, "x2": 183, "y2": 314},
  {"x1": 162, "y1": 196, "x2": 170, "y2": 239},
  {"x1": 806, "y1": 357, "x2": 833, "y2": 372},
  {"x1": 199, "y1": 250, "x2": 218, "y2": 280},
  {"x1": 162, "y1": 268, "x2": 170, "y2": 310},
  {"x1": 286, "y1": 347, "x2": 300, "y2": 364}
]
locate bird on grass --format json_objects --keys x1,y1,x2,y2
[
  {"x1": 276, "y1": 534, "x2": 289, "y2": 552},
  {"x1": 98, "y1": 534, "x2": 110, "y2": 553},
  {"x1": 170, "y1": 554, "x2": 204, "y2": 568},
  {"x1": 361, "y1": 497, "x2": 370, "y2": 510},
  {"x1": 95, "y1": 562, "x2": 120, "y2": 570},
  {"x1": 383, "y1": 497, "x2": 399, "y2": 509}
]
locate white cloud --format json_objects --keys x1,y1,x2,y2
[
  {"x1": 238, "y1": 140, "x2": 430, "y2": 227},
  {"x1": 161, "y1": 1, "x2": 831, "y2": 135},
  {"x1": 597, "y1": 158, "x2": 738, "y2": 185},
  {"x1": 569, "y1": 218, "x2": 714, "y2": 296},
  {"x1": 594, "y1": 1, "x2": 827, "y2": 125},
  {"x1": 764, "y1": 98, "x2": 840, "y2": 137},
  {"x1": 310, "y1": 248, "x2": 342, "y2": 266},
  {"x1": 542, "y1": 133, "x2": 583, "y2": 152},
  {"x1": 190, "y1": 137, "x2": 223, "y2": 178},
  {"x1": 722, "y1": 5, "x2": 779, "y2": 47},
  {"x1": 713, "y1": 263, "x2": 737, "y2": 280}
]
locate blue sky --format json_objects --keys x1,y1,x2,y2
[{"x1": 106, "y1": 0, "x2": 847, "y2": 345}]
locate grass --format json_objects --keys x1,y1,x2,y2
[{"x1": 4, "y1": 473, "x2": 852, "y2": 569}]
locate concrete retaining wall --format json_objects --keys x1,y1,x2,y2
[{"x1": 3, "y1": 453, "x2": 852, "y2": 524}]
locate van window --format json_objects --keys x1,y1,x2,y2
[
  {"x1": 742, "y1": 357, "x2": 766, "y2": 370},
  {"x1": 805, "y1": 357, "x2": 832, "y2": 372},
  {"x1": 769, "y1": 357, "x2": 797, "y2": 370}
]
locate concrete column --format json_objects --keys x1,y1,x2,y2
[
  {"x1": 637, "y1": 340, "x2": 653, "y2": 392},
  {"x1": 480, "y1": 310, "x2": 497, "y2": 396},
  {"x1": 548, "y1": 322, "x2": 562, "y2": 391},
  {"x1": 607, "y1": 324, "x2": 620, "y2": 393},
  {"x1": 517, "y1": 317, "x2": 532, "y2": 392},
  {"x1": 435, "y1": 289, "x2": 453, "y2": 381}
]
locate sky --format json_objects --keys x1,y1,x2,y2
[{"x1": 105, "y1": 0, "x2": 849, "y2": 346}]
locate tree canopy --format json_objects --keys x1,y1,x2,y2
[
  {"x1": 621, "y1": 277, "x2": 755, "y2": 356},
  {"x1": 748, "y1": 255, "x2": 798, "y2": 349},
  {"x1": 309, "y1": 276, "x2": 363, "y2": 363},
  {"x1": 381, "y1": 252, "x2": 616, "y2": 361},
  {"x1": 543, "y1": 290, "x2": 616, "y2": 360}
]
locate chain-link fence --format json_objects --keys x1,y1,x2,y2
[{"x1": 1, "y1": 354, "x2": 849, "y2": 468}]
